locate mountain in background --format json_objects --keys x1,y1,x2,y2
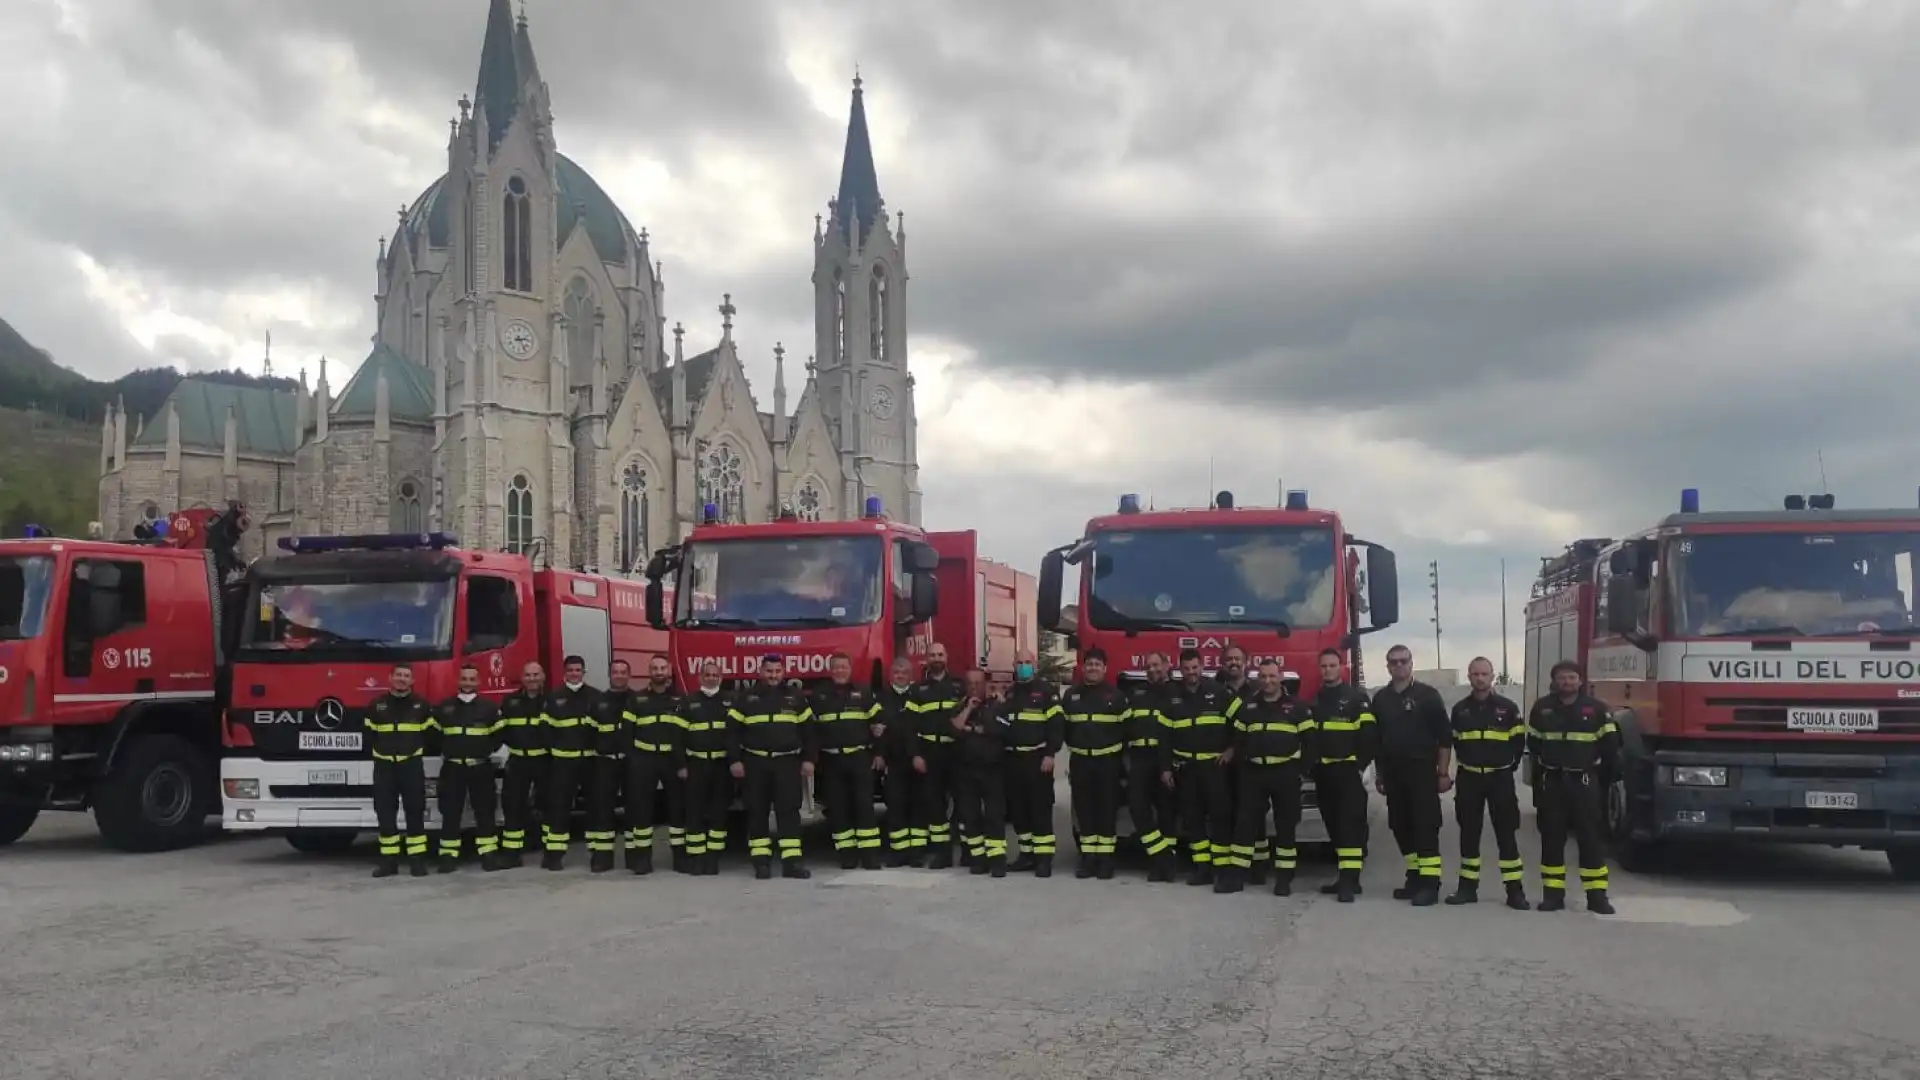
[{"x1": 0, "y1": 316, "x2": 297, "y2": 536}]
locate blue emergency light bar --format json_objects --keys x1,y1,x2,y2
[
  {"x1": 1118, "y1": 493, "x2": 1142, "y2": 514},
  {"x1": 702, "y1": 502, "x2": 720, "y2": 524},
  {"x1": 864, "y1": 495, "x2": 883, "y2": 518},
  {"x1": 278, "y1": 532, "x2": 459, "y2": 554},
  {"x1": 1680, "y1": 488, "x2": 1700, "y2": 513},
  {"x1": 1284, "y1": 490, "x2": 1309, "y2": 511},
  {"x1": 22, "y1": 524, "x2": 48, "y2": 538}
]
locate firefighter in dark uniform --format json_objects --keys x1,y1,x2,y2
[
  {"x1": 876, "y1": 656, "x2": 919, "y2": 866},
  {"x1": 1003, "y1": 650, "x2": 1065, "y2": 877},
  {"x1": 729, "y1": 655, "x2": 815, "y2": 879},
  {"x1": 1447, "y1": 656, "x2": 1531, "y2": 910},
  {"x1": 1063, "y1": 647, "x2": 1129, "y2": 880},
  {"x1": 810, "y1": 653, "x2": 884, "y2": 870},
  {"x1": 1125, "y1": 652, "x2": 1183, "y2": 882},
  {"x1": 1221, "y1": 660, "x2": 1314, "y2": 895},
  {"x1": 585, "y1": 659, "x2": 635, "y2": 874},
  {"x1": 367, "y1": 662, "x2": 435, "y2": 878},
  {"x1": 953, "y1": 668, "x2": 1012, "y2": 877},
  {"x1": 1370, "y1": 644, "x2": 1452, "y2": 906},
  {"x1": 905, "y1": 643, "x2": 967, "y2": 869},
  {"x1": 1215, "y1": 645, "x2": 1270, "y2": 882},
  {"x1": 541, "y1": 654, "x2": 602, "y2": 871},
  {"x1": 620, "y1": 656, "x2": 683, "y2": 875},
  {"x1": 1528, "y1": 660, "x2": 1620, "y2": 915},
  {"x1": 432, "y1": 662, "x2": 505, "y2": 873},
  {"x1": 1311, "y1": 647, "x2": 1376, "y2": 903},
  {"x1": 676, "y1": 659, "x2": 732, "y2": 876},
  {"x1": 496, "y1": 662, "x2": 550, "y2": 868},
  {"x1": 1160, "y1": 649, "x2": 1240, "y2": 887}
]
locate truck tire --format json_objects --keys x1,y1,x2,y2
[
  {"x1": 1605, "y1": 770, "x2": 1665, "y2": 874},
  {"x1": 1889, "y1": 848, "x2": 1920, "y2": 882},
  {"x1": 286, "y1": 829, "x2": 359, "y2": 855},
  {"x1": 0, "y1": 804, "x2": 39, "y2": 846},
  {"x1": 93, "y1": 734, "x2": 215, "y2": 853}
]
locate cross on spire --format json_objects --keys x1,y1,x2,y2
[
  {"x1": 805, "y1": 354, "x2": 816, "y2": 376},
  {"x1": 773, "y1": 341, "x2": 785, "y2": 364},
  {"x1": 718, "y1": 293, "x2": 735, "y2": 332}
]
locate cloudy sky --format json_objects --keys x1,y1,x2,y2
[{"x1": 7, "y1": 0, "x2": 1920, "y2": 680}]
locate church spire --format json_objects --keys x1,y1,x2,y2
[
  {"x1": 831, "y1": 72, "x2": 884, "y2": 243},
  {"x1": 474, "y1": 0, "x2": 523, "y2": 151}
]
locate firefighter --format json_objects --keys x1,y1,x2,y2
[
  {"x1": 585, "y1": 659, "x2": 634, "y2": 874},
  {"x1": 1125, "y1": 651, "x2": 1182, "y2": 882},
  {"x1": 1216, "y1": 644, "x2": 1269, "y2": 881},
  {"x1": 621, "y1": 656, "x2": 684, "y2": 875},
  {"x1": 367, "y1": 662, "x2": 435, "y2": 879},
  {"x1": 1370, "y1": 644, "x2": 1452, "y2": 906},
  {"x1": 729, "y1": 655, "x2": 815, "y2": 879},
  {"x1": 906, "y1": 643, "x2": 967, "y2": 869},
  {"x1": 810, "y1": 653, "x2": 884, "y2": 870},
  {"x1": 1224, "y1": 660, "x2": 1315, "y2": 895},
  {"x1": 496, "y1": 662, "x2": 550, "y2": 868},
  {"x1": 1527, "y1": 660, "x2": 1619, "y2": 915},
  {"x1": 1063, "y1": 647, "x2": 1129, "y2": 880},
  {"x1": 1003, "y1": 649, "x2": 1064, "y2": 877},
  {"x1": 1161, "y1": 648, "x2": 1240, "y2": 887},
  {"x1": 1311, "y1": 647, "x2": 1376, "y2": 903},
  {"x1": 433, "y1": 662, "x2": 505, "y2": 873},
  {"x1": 540, "y1": 654, "x2": 601, "y2": 871},
  {"x1": 1447, "y1": 656, "x2": 1531, "y2": 910},
  {"x1": 876, "y1": 656, "x2": 919, "y2": 866},
  {"x1": 952, "y1": 668, "x2": 1011, "y2": 877},
  {"x1": 677, "y1": 659, "x2": 732, "y2": 876}
]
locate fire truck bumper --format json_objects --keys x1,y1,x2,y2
[
  {"x1": 1647, "y1": 748, "x2": 1920, "y2": 847},
  {"x1": 219, "y1": 757, "x2": 448, "y2": 833}
]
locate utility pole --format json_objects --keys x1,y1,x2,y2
[
  {"x1": 1428, "y1": 560, "x2": 1442, "y2": 671},
  {"x1": 1499, "y1": 557, "x2": 1511, "y2": 684}
]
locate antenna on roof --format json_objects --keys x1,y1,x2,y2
[
  {"x1": 1816, "y1": 447, "x2": 1829, "y2": 496},
  {"x1": 263, "y1": 329, "x2": 273, "y2": 379}
]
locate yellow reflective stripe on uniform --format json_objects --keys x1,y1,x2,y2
[
  {"x1": 1529, "y1": 728, "x2": 1600, "y2": 742},
  {"x1": 1455, "y1": 728, "x2": 1520, "y2": 741},
  {"x1": 1074, "y1": 744, "x2": 1124, "y2": 756},
  {"x1": 1237, "y1": 721, "x2": 1314, "y2": 734},
  {"x1": 1250, "y1": 752, "x2": 1301, "y2": 765},
  {"x1": 1069, "y1": 712, "x2": 1125, "y2": 723}
]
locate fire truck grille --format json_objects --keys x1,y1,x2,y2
[
  {"x1": 1704, "y1": 698, "x2": 1920, "y2": 736},
  {"x1": 269, "y1": 783, "x2": 375, "y2": 800}
]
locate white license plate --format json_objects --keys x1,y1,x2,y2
[
  {"x1": 1786, "y1": 708, "x2": 1879, "y2": 733},
  {"x1": 1804, "y1": 791, "x2": 1860, "y2": 810},
  {"x1": 307, "y1": 769, "x2": 350, "y2": 786},
  {"x1": 298, "y1": 732, "x2": 363, "y2": 752}
]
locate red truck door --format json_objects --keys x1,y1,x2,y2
[
  {"x1": 53, "y1": 554, "x2": 162, "y2": 719},
  {"x1": 461, "y1": 570, "x2": 534, "y2": 698}
]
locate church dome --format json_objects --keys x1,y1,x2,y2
[{"x1": 401, "y1": 154, "x2": 641, "y2": 267}]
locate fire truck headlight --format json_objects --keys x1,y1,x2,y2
[
  {"x1": 1671, "y1": 766, "x2": 1727, "y2": 787},
  {"x1": 223, "y1": 778, "x2": 260, "y2": 800},
  {"x1": 0, "y1": 743, "x2": 52, "y2": 763}
]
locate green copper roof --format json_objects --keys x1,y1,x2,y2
[
  {"x1": 400, "y1": 153, "x2": 636, "y2": 266},
  {"x1": 132, "y1": 378, "x2": 298, "y2": 455},
  {"x1": 333, "y1": 342, "x2": 434, "y2": 421}
]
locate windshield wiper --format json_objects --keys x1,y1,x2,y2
[
  {"x1": 1118, "y1": 617, "x2": 1193, "y2": 631},
  {"x1": 679, "y1": 617, "x2": 761, "y2": 629},
  {"x1": 1219, "y1": 617, "x2": 1292, "y2": 637},
  {"x1": 1701, "y1": 626, "x2": 1803, "y2": 638},
  {"x1": 753, "y1": 616, "x2": 854, "y2": 628}
]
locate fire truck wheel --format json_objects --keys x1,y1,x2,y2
[
  {"x1": 1888, "y1": 847, "x2": 1920, "y2": 882},
  {"x1": 286, "y1": 830, "x2": 359, "y2": 855},
  {"x1": 0, "y1": 804, "x2": 39, "y2": 846},
  {"x1": 93, "y1": 734, "x2": 215, "y2": 853},
  {"x1": 1605, "y1": 773, "x2": 1665, "y2": 873}
]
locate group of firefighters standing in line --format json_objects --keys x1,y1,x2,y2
[{"x1": 361, "y1": 639, "x2": 1622, "y2": 914}]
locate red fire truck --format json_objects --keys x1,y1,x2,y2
[
  {"x1": 1037, "y1": 489, "x2": 1402, "y2": 845},
  {"x1": 642, "y1": 496, "x2": 1035, "y2": 690},
  {"x1": 219, "y1": 532, "x2": 667, "y2": 853},
  {"x1": 1527, "y1": 488, "x2": 1920, "y2": 879},
  {"x1": 0, "y1": 504, "x2": 251, "y2": 851}
]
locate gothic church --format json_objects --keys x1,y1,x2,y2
[{"x1": 97, "y1": 0, "x2": 921, "y2": 571}]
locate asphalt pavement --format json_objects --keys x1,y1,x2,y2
[{"x1": 2, "y1": 787, "x2": 1916, "y2": 1080}]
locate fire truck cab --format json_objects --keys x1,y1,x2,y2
[{"x1": 1531, "y1": 489, "x2": 1920, "y2": 879}]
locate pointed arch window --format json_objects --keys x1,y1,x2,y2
[
  {"x1": 564, "y1": 277, "x2": 596, "y2": 376},
  {"x1": 796, "y1": 481, "x2": 824, "y2": 522},
  {"x1": 869, "y1": 265, "x2": 888, "y2": 364},
  {"x1": 506, "y1": 473, "x2": 534, "y2": 554},
  {"x1": 833, "y1": 269, "x2": 847, "y2": 365},
  {"x1": 392, "y1": 479, "x2": 423, "y2": 534},
  {"x1": 619, "y1": 460, "x2": 650, "y2": 573},
  {"x1": 503, "y1": 176, "x2": 533, "y2": 292},
  {"x1": 697, "y1": 440, "x2": 745, "y2": 523}
]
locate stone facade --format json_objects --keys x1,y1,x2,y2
[{"x1": 96, "y1": 0, "x2": 920, "y2": 571}]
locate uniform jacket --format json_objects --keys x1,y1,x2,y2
[
  {"x1": 365, "y1": 691, "x2": 435, "y2": 762},
  {"x1": 1526, "y1": 693, "x2": 1620, "y2": 773},
  {"x1": 1061, "y1": 682, "x2": 1130, "y2": 756},
  {"x1": 1001, "y1": 679, "x2": 1065, "y2": 755},
  {"x1": 1450, "y1": 692, "x2": 1526, "y2": 772},
  {"x1": 433, "y1": 694, "x2": 501, "y2": 765}
]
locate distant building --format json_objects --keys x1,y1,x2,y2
[{"x1": 97, "y1": 0, "x2": 920, "y2": 566}]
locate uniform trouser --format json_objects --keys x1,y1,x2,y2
[
  {"x1": 1380, "y1": 754, "x2": 1443, "y2": 883},
  {"x1": 883, "y1": 750, "x2": 918, "y2": 853},
  {"x1": 1069, "y1": 751, "x2": 1123, "y2": 857},
  {"x1": 620, "y1": 752, "x2": 681, "y2": 853},
  {"x1": 913, "y1": 741, "x2": 957, "y2": 852},
  {"x1": 1316, "y1": 762, "x2": 1369, "y2": 877},
  {"x1": 742, "y1": 753, "x2": 805, "y2": 863},
  {"x1": 1455, "y1": 767, "x2": 1524, "y2": 886},
  {"x1": 955, "y1": 762, "x2": 1008, "y2": 862},
  {"x1": 1005, "y1": 751, "x2": 1056, "y2": 858},
  {"x1": 1126, "y1": 748, "x2": 1178, "y2": 858},
  {"x1": 543, "y1": 754, "x2": 587, "y2": 852},
  {"x1": 1176, "y1": 759, "x2": 1233, "y2": 868},
  {"x1": 585, "y1": 754, "x2": 623, "y2": 854},
  {"x1": 682, "y1": 757, "x2": 731, "y2": 856},
  {"x1": 1534, "y1": 767, "x2": 1608, "y2": 893},
  {"x1": 1233, "y1": 763, "x2": 1303, "y2": 874},
  {"x1": 436, "y1": 759, "x2": 499, "y2": 858},
  {"x1": 818, "y1": 751, "x2": 881, "y2": 854},
  {"x1": 500, "y1": 754, "x2": 546, "y2": 854},
  {"x1": 1226, "y1": 766, "x2": 1272, "y2": 873},
  {"x1": 372, "y1": 757, "x2": 428, "y2": 860}
]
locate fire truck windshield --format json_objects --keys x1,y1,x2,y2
[
  {"x1": 238, "y1": 579, "x2": 457, "y2": 654},
  {"x1": 1667, "y1": 530, "x2": 1920, "y2": 637},
  {"x1": 0, "y1": 555, "x2": 54, "y2": 640},
  {"x1": 1086, "y1": 524, "x2": 1338, "y2": 631},
  {"x1": 674, "y1": 535, "x2": 884, "y2": 628}
]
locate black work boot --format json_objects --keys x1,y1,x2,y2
[
  {"x1": 1010, "y1": 851, "x2": 1037, "y2": 873},
  {"x1": 906, "y1": 850, "x2": 927, "y2": 868},
  {"x1": 1536, "y1": 888, "x2": 1566, "y2": 912},
  {"x1": 482, "y1": 851, "x2": 508, "y2": 872},
  {"x1": 1187, "y1": 865, "x2": 1214, "y2": 887},
  {"x1": 541, "y1": 850, "x2": 565, "y2": 872},
  {"x1": 1445, "y1": 880, "x2": 1479, "y2": 906},
  {"x1": 436, "y1": 855, "x2": 459, "y2": 875},
  {"x1": 408, "y1": 856, "x2": 431, "y2": 878},
  {"x1": 1213, "y1": 868, "x2": 1243, "y2": 894},
  {"x1": 1096, "y1": 855, "x2": 1116, "y2": 881},
  {"x1": 886, "y1": 849, "x2": 910, "y2": 868},
  {"x1": 589, "y1": 851, "x2": 614, "y2": 874},
  {"x1": 500, "y1": 849, "x2": 523, "y2": 869},
  {"x1": 1335, "y1": 869, "x2": 1359, "y2": 904},
  {"x1": 1075, "y1": 857, "x2": 1097, "y2": 879},
  {"x1": 782, "y1": 859, "x2": 812, "y2": 880},
  {"x1": 752, "y1": 857, "x2": 773, "y2": 880},
  {"x1": 673, "y1": 848, "x2": 690, "y2": 874},
  {"x1": 860, "y1": 850, "x2": 883, "y2": 870},
  {"x1": 989, "y1": 855, "x2": 1007, "y2": 879},
  {"x1": 927, "y1": 846, "x2": 953, "y2": 870},
  {"x1": 1148, "y1": 853, "x2": 1176, "y2": 883},
  {"x1": 703, "y1": 852, "x2": 722, "y2": 876},
  {"x1": 839, "y1": 849, "x2": 860, "y2": 870},
  {"x1": 1504, "y1": 881, "x2": 1530, "y2": 910},
  {"x1": 1248, "y1": 860, "x2": 1269, "y2": 887},
  {"x1": 1392, "y1": 870, "x2": 1420, "y2": 900},
  {"x1": 1034, "y1": 855, "x2": 1053, "y2": 879},
  {"x1": 1586, "y1": 889, "x2": 1616, "y2": 916},
  {"x1": 371, "y1": 858, "x2": 399, "y2": 879},
  {"x1": 1271, "y1": 869, "x2": 1294, "y2": 898},
  {"x1": 970, "y1": 851, "x2": 991, "y2": 875},
  {"x1": 624, "y1": 846, "x2": 647, "y2": 875},
  {"x1": 1410, "y1": 879, "x2": 1440, "y2": 907},
  {"x1": 1321, "y1": 879, "x2": 1362, "y2": 896}
]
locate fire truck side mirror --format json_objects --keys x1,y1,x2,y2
[
  {"x1": 903, "y1": 541, "x2": 940, "y2": 574},
  {"x1": 643, "y1": 578, "x2": 667, "y2": 630},
  {"x1": 907, "y1": 573, "x2": 939, "y2": 624},
  {"x1": 1038, "y1": 550, "x2": 1065, "y2": 632},
  {"x1": 1365, "y1": 546, "x2": 1399, "y2": 629}
]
